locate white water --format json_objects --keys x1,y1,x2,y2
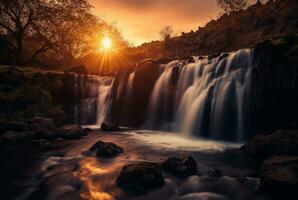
[
  {"x1": 74, "y1": 74, "x2": 113, "y2": 126},
  {"x1": 146, "y1": 49, "x2": 254, "y2": 141}
]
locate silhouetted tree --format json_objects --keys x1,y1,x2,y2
[
  {"x1": 216, "y1": 0, "x2": 248, "y2": 13},
  {"x1": 160, "y1": 26, "x2": 173, "y2": 41},
  {"x1": 0, "y1": 0, "x2": 110, "y2": 65}
]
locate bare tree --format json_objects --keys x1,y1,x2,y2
[
  {"x1": 216, "y1": 0, "x2": 248, "y2": 13},
  {"x1": 160, "y1": 26, "x2": 173, "y2": 41}
]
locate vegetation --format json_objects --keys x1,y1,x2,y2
[
  {"x1": 127, "y1": 0, "x2": 298, "y2": 62},
  {"x1": 216, "y1": 0, "x2": 249, "y2": 13},
  {"x1": 0, "y1": 0, "x2": 127, "y2": 70}
]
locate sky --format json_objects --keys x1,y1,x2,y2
[
  {"x1": 89, "y1": 0, "x2": 256, "y2": 46},
  {"x1": 89, "y1": 0, "x2": 220, "y2": 46}
]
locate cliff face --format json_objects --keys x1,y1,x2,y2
[
  {"x1": 253, "y1": 34, "x2": 298, "y2": 133},
  {"x1": 130, "y1": 0, "x2": 298, "y2": 61}
]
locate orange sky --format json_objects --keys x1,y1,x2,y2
[
  {"x1": 89, "y1": 0, "x2": 257, "y2": 46},
  {"x1": 89, "y1": 0, "x2": 220, "y2": 46}
]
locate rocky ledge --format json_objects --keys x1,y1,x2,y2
[{"x1": 242, "y1": 129, "x2": 298, "y2": 199}]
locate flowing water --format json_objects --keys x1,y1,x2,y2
[
  {"x1": 9, "y1": 131, "x2": 263, "y2": 200},
  {"x1": 146, "y1": 49, "x2": 254, "y2": 141},
  {"x1": 74, "y1": 75, "x2": 113, "y2": 126}
]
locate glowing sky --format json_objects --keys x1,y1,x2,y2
[{"x1": 89, "y1": 0, "x2": 257, "y2": 46}]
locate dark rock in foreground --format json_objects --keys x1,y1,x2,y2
[
  {"x1": 242, "y1": 130, "x2": 298, "y2": 161},
  {"x1": 260, "y1": 156, "x2": 298, "y2": 199},
  {"x1": 100, "y1": 122, "x2": 121, "y2": 132},
  {"x1": 116, "y1": 162, "x2": 164, "y2": 194},
  {"x1": 162, "y1": 155, "x2": 198, "y2": 178},
  {"x1": 89, "y1": 140, "x2": 123, "y2": 158}
]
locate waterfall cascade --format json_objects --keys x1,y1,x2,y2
[
  {"x1": 74, "y1": 74, "x2": 113, "y2": 125},
  {"x1": 74, "y1": 49, "x2": 255, "y2": 141},
  {"x1": 146, "y1": 49, "x2": 254, "y2": 141}
]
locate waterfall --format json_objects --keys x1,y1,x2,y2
[
  {"x1": 74, "y1": 74, "x2": 113, "y2": 126},
  {"x1": 146, "y1": 49, "x2": 254, "y2": 141}
]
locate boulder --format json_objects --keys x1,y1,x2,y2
[
  {"x1": 100, "y1": 122, "x2": 121, "y2": 132},
  {"x1": 0, "y1": 120, "x2": 27, "y2": 134},
  {"x1": 260, "y1": 156, "x2": 298, "y2": 198},
  {"x1": 89, "y1": 140, "x2": 123, "y2": 158},
  {"x1": 82, "y1": 128, "x2": 92, "y2": 133},
  {"x1": 116, "y1": 162, "x2": 164, "y2": 194},
  {"x1": 207, "y1": 168, "x2": 223, "y2": 178},
  {"x1": 162, "y1": 155, "x2": 198, "y2": 178},
  {"x1": 242, "y1": 130, "x2": 298, "y2": 161}
]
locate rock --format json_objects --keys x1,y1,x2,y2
[
  {"x1": 162, "y1": 155, "x2": 198, "y2": 178},
  {"x1": 116, "y1": 162, "x2": 164, "y2": 194},
  {"x1": 100, "y1": 122, "x2": 121, "y2": 132},
  {"x1": 82, "y1": 128, "x2": 92, "y2": 133},
  {"x1": 89, "y1": 140, "x2": 124, "y2": 158},
  {"x1": 1, "y1": 131, "x2": 35, "y2": 142},
  {"x1": 242, "y1": 130, "x2": 298, "y2": 161},
  {"x1": 207, "y1": 168, "x2": 223, "y2": 178},
  {"x1": 260, "y1": 156, "x2": 298, "y2": 198},
  {"x1": 0, "y1": 120, "x2": 27, "y2": 134}
]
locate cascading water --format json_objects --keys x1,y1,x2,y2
[
  {"x1": 146, "y1": 49, "x2": 254, "y2": 141},
  {"x1": 74, "y1": 74, "x2": 113, "y2": 126}
]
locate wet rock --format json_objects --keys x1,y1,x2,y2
[
  {"x1": 162, "y1": 155, "x2": 198, "y2": 178},
  {"x1": 89, "y1": 140, "x2": 123, "y2": 158},
  {"x1": 0, "y1": 120, "x2": 27, "y2": 134},
  {"x1": 260, "y1": 156, "x2": 298, "y2": 198},
  {"x1": 82, "y1": 128, "x2": 92, "y2": 133},
  {"x1": 242, "y1": 130, "x2": 298, "y2": 161},
  {"x1": 1, "y1": 130, "x2": 35, "y2": 142},
  {"x1": 116, "y1": 162, "x2": 164, "y2": 194},
  {"x1": 101, "y1": 122, "x2": 121, "y2": 131},
  {"x1": 207, "y1": 168, "x2": 223, "y2": 178}
]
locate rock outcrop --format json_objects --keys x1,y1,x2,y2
[
  {"x1": 116, "y1": 162, "x2": 164, "y2": 194},
  {"x1": 89, "y1": 140, "x2": 124, "y2": 158},
  {"x1": 162, "y1": 155, "x2": 198, "y2": 178}
]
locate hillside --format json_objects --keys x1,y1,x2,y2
[{"x1": 128, "y1": 0, "x2": 298, "y2": 62}]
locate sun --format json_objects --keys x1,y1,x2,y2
[{"x1": 101, "y1": 36, "x2": 112, "y2": 51}]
